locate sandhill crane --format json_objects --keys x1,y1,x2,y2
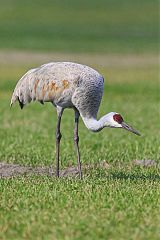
[{"x1": 11, "y1": 62, "x2": 140, "y2": 179}]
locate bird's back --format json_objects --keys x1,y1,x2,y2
[{"x1": 11, "y1": 62, "x2": 104, "y2": 118}]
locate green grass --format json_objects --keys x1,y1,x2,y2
[
  {"x1": 0, "y1": 0, "x2": 158, "y2": 53},
  {"x1": 0, "y1": 1, "x2": 159, "y2": 238},
  {"x1": 0, "y1": 55, "x2": 159, "y2": 239},
  {"x1": 0, "y1": 176, "x2": 159, "y2": 240}
]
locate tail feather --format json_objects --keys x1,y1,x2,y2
[
  {"x1": 10, "y1": 68, "x2": 36, "y2": 108},
  {"x1": 18, "y1": 97, "x2": 24, "y2": 109},
  {"x1": 10, "y1": 88, "x2": 29, "y2": 109},
  {"x1": 10, "y1": 93, "x2": 18, "y2": 107}
]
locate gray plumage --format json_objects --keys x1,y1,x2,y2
[
  {"x1": 11, "y1": 62, "x2": 104, "y2": 119},
  {"x1": 11, "y1": 62, "x2": 140, "y2": 179}
]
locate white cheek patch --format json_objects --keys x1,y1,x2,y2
[{"x1": 112, "y1": 120, "x2": 122, "y2": 128}]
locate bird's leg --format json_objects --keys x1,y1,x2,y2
[
  {"x1": 55, "y1": 107, "x2": 63, "y2": 177},
  {"x1": 74, "y1": 109, "x2": 82, "y2": 179}
]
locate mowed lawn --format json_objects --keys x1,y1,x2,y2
[{"x1": 0, "y1": 53, "x2": 159, "y2": 240}]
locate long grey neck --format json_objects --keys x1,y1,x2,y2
[{"x1": 81, "y1": 115, "x2": 108, "y2": 132}]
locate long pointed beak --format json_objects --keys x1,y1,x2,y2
[{"x1": 121, "y1": 122, "x2": 141, "y2": 136}]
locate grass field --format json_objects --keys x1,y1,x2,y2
[
  {"x1": 0, "y1": 0, "x2": 158, "y2": 53},
  {"x1": 0, "y1": 0, "x2": 159, "y2": 239},
  {"x1": 0, "y1": 52, "x2": 159, "y2": 240}
]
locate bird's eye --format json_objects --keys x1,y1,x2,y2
[{"x1": 113, "y1": 114, "x2": 123, "y2": 124}]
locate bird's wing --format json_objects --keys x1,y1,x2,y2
[{"x1": 10, "y1": 64, "x2": 75, "y2": 108}]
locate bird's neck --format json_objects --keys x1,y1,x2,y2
[{"x1": 81, "y1": 115, "x2": 110, "y2": 132}]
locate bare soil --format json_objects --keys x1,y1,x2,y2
[
  {"x1": 133, "y1": 159, "x2": 157, "y2": 167},
  {"x1": 0, "y1": 161, "x2": 110, "y2": 178},
  {"x1": 0, "y1": 160, "x2": 157, "y2": 178}
]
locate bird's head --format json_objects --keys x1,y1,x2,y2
[{"x1": 104, "y1": 112, "x2": 140, "y2": 136}]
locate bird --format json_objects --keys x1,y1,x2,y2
[{"x1": 10, "y1": 62, "x2": 140, "y2": 179}]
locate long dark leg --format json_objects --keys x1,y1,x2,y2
[
  {"x1": 55, "y1": 107, "x2": 63, "y2": 177},
  {"x1": 74, "y1": 109, "x2": 82, "y2": 179}
]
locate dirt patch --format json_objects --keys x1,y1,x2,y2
[
  {"x1": 0, "y1": 161, "x2": 110, "y2": 178},
  {"x1": 0, "y1": 50, "x2": 157, "y2": 68},
  {"x1": 133, "y1": 159, "x2": 157, "y2": 167}
]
